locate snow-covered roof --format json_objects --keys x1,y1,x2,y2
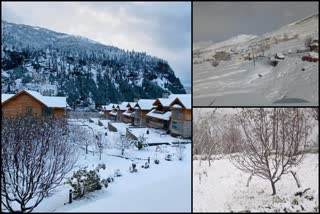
[
  {"x1": 24, "y1": 90, "x2": 66, "y2": 108},
  {"x1": 157, "y1": 98, "x2": 175, "y2": 107},
  {"x1": 102, "y1": 103, "x2": 116, "y2": 111},
  {"x1": 2, "y1": 90, "x2": 66, "y2": 108},
  {"x1": 1, "y1": 94, "x2": 15, "y2": 103},
  {"x1": 117, "y1": 102, "x2": 129, "y2": 111},
  {"x1": 169, "y1": 94, "x2": 191, "y2": 109},
  {"x1": 136, "y1": 99, "x2": 156, "y2": 110},
  {"x1": 109, "y1": 110, "x2": 117, "y2": 116},
  {"x1": 123, "y1": 110, "x2": 135, "y2": 117},
  {"x1": 127, "y1": 102, "x2": 137, "y2": 108},
  {"x1": 146, "y1": 109, "x2": 171, "y2": 121},
  {"x1": 172, "y1": 104, "x2": 182, "y2": 108}
]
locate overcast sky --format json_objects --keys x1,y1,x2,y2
[
  {"x1": 1, "y1": 2, "x2": 191, "y2": 87},
  {"x1": 193, "y1": 1, "x2": 319, "y2": 43}
]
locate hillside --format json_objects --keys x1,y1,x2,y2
[
  {"x1": 193, "y1": 14, "x2": 319, "y2": 106},
  {"x1": 1, "y1": 20, "x2": 186, "y2": 109}
]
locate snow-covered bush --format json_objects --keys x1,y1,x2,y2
[
  {"x1": 101, "y1": 179, "x2": 109, "y2": 188},
  {"x1": 129, "y1": 162, "x2": 138, "y2": 173},
  {"x1": 95, "y1": 163, "x2": 106, "y2": 172},
  {"x1": 211, "y1": 59, "x2": 219, "y2": 67},
  {"x1": 165, "y1": 154, "x2": 173, "y2": 161},
  {"x1": 107, "y1": 176, "x2": 114, "y2": 183},
  {"x1": 114, "y1": 169, "x2": 122, "y2": 177},
  {"x1": 66, "y1": 168, "x2": 102, "y2": 199},
  {"x1": 154, "y1": 159, "x2": 160, "y2": 164},
  {"x1": 134, "y1": 135, "x2": 147, "y2": 150}
]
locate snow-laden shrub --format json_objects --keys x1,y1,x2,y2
[
  {"x1": 129, "y1": 162, "x2": 138, "y2": 173},
  {"x1": 165, "y1": 154, "x2": 173, "y2": 161},
  {"x1": 101, "y1": 179, "x2": 109, "y2": 188},
  {"x1": 114, "y1": 169, "x2": 122, "y2": 177},
  {"x1": 66, "y1": 168, "x2": 102, "y2": 199},
  {"x1": 134, "y1": 135, "x2": 147, "y2": 150},
  {"x1": 211, "y1": 59, "x2": 219, "y2": 67},
  {"x1": 154, "y1": 159, "x2": 160, "y2": 164},
  {"x1": 95, "y1": 163, "x2": 106, "y2": 172}
]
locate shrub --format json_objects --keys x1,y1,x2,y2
[
  {"x1": 211, "y1": 59, "x2": 219, "y2": 67},
  {"x1": 66, "y1": 168, "x2": 102, "y2": 199},
  {"x1": 214, "y1": 51, "x2": 231, "y2": 61},
  {"x1": 165, "y1": 154, "x2": 173, "y2": 161}
]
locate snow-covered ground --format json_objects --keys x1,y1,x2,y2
[
  {"x1": 193, "y1": 13, "x2": 319, "y2": 106},
  {"x1": 32, "y1": 119, "x2": 191, "y2": 212},
  {"x1": 127, "y1": 127, "x2": 191, "y2": 145},
  {"x1": 193, "y1": 154, "x2": 319, "y2": 212}
]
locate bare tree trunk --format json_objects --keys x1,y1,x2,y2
[
  {"x1": 291, "y1": 171, "x2": 301, "y2": 188},
  {"x1": 270, "y1": 180, "x2": 277, "y2": 195}
]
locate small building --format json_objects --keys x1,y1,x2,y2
[
  {"x1": 133, "y1": 99, "x2": 155, "y2": 126},
  {"x1": 1, "y1": 90, "x2": 66, "y2": 118},
  {"x1": 116, "y1": 102, "x2": 129, "y2": 122},
  {"x1": 146, "y1": 97, "x2": 174, "y2": 130},
  {"x1": 122, "y1": 102, "x2": 136, "y2": 124},
  {"x1": 169, "y1": 94, "x2": 191, "y2": 138},
  {"x1": 102, "y1": 103, "x2": 116, "y2": 119},
  {"x1": 310, "y1": 40, "x2": 319, "y2": 52},
  {"x1": 109, "y1": 109, "x2": 118, "y2": 121}
]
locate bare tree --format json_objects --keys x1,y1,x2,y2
[
  {"x1": 229, "y1": 108, "x2": 312, "y2": 195},
  {"x1": 193, "y1": 109, "x2": 222, "y2": 166},
  {"x1": 68, "y1": 124, "x2": 94, "y2": 156},
  {"x1": 1, "y1": 115, "x2": 77, "y2": 212}
]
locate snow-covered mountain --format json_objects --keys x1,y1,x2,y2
[
  {"x1": 1, "y1": 20, "x2": 186, "y2": 109},
  {"x1": 193, "y1": 13, "x2": 319, "y2": 106}
]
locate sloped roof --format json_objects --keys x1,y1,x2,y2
[
  {"x1": 123, "y1": 110, "x2": 135, "y2": 117},
  {"x1": 127, "y1": 102, "x2": 137, "y2": 108},
  {"x1": 2, "y1": 90, "x2": 66, "y2": 108},
  {"x1": 1, "y1": 94, "x2": 15, "y2": 103},
  {"x1": 146, "y1": 109, "x2": 171, "y2": 121},
  {"x1": 117, "y1": 102, "x2": 129, "y2": 111},
  {"x1": 169, "y1": 94, "x2": 191, "y2": 109},
  {"x1": 102, "y1": 103, "x2": 116, "y2": 111},
  {"x1": 135, "y1": 99, "x2": 156, "y2": 110}
]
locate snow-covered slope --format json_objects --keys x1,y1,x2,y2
[
  {"x1": 1, "y1": 20, "x2": 186, "y2": 109},
  {"x1": 193, "y1": 13, "x2": 319, "y2": 106}
]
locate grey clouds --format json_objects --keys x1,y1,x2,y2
[{"x1": 193, "y1": 1, "x2": 319, "y2": 43}]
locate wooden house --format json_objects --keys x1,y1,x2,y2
[
  {"x1": 1, "y1": 90, "x2": 66, "y2": 118},
  {"x1": 116, "y1": 102, "x2": 129, "y2": 122},
  {"x1": 169, "y1": 94, "x2": 191, "y2": 138},
  {"x1": 122, "y1": 102, "x2": 136, "y2": 124},
  {"x1": 146, "y1": 97, "x2": 174, "y2": 130},
  {"x1": 133, "y1": 99, "x2": 155, "y2": 126},
  {"x1": 102, "y1": 103, "x2": 116, "y2": 119}
]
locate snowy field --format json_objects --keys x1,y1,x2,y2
[
  {"x1": 193, "y1": 55, "x2": 318, "y2": 106},
  {"x1": 31, "y1": 119, "x2": 191, "y2": 212},
  {"x1": 193, "y1": 154, "x2": 319, "y2": 212},
  {"x1": 127, "y1": 127, "x2": 191, "y2": 145}
]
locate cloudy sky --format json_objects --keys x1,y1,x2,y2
[
  {"x1": 1, "y1": 2, "x2": 191, "y2": 87},
  {"x1": 194, "y1": 1, "x2": 319, "y2": 43}
]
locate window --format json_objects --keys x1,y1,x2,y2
[
  {"x1": 172, "y1": 121, "x2": 179, "y2": 129},
  {"x1": 42, "y1": 107, "x2": 53, "y2": 116},
  {"x1": 26, "y1": 106, "x2": 33, "y2": 114}
]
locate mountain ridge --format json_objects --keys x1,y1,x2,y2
[{"x1": 1, "y1": 20, "x2": 186, "y2": 110}]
